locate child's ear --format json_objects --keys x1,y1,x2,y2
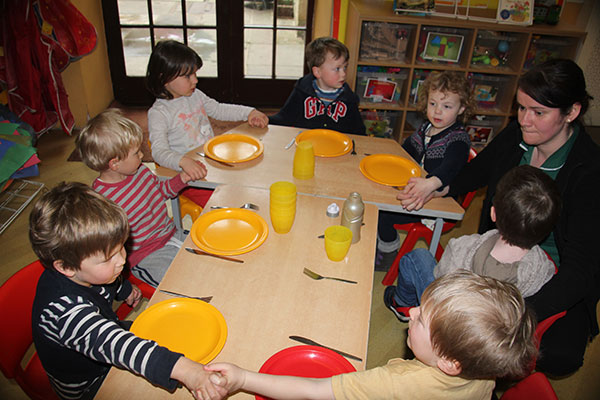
[
  {"x1": 458, "y1": 105, "x2": 466, "y2": 115},
  {"x1": 108, "y1": 157, "x2": 120, "y2": 171},
  {"x1": 490, "y1": 205, "x2": 497, "y2": 222},
  {"x1": 53, "y1": 260, "x2": 76, "y2": 278},
  {"x1": 437, "y1": 357, "x2": 462, "y2": 376},
  {"x1": 312, "y1": 65, "x2": 321, "y2": 79}
]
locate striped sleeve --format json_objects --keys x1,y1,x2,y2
[{"x1": 39, "y1": 295, "x2": 181, "y2": 393}]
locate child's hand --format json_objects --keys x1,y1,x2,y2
[
  {"x1": 247, "y1": 110, "x2": 268, "y2": 128},
  {"x1": 171, "y1": 357, "x2": 228, "y2": 400},
  {"x1": 180, "y1": 156, "x2": 207, "y2": 181},
  {"x1": 125, "y1": 285, "x2": 142, "y2": 308},
  {"x1": 204, "y1": 362, "x2": 245, "y2": 393},
  {"x1": 179, "y1": 171, "x2": 193, "y2": 184},
  {"x1": 397, "y1": 177, "x2": 442, "y2": 211}
]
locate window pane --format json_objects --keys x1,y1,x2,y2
[
  {"x1": 118, "y1": 0, "x2": 149, "y2": 24},
  {"x1": 244, "y1": 28, "x2": 273, "y2": 78},
  {"x1": 244, "y1": 1, "x2": 274, "y2": 26},
  {"x1": 155, "y1": 28, "x2": 184, "y2": 43},
  {"x1": 188, "y1": 29, "x2": 218, "y2": 77},
  {"x1": 121, "y1": 28, "x2": 152, "y2": 76},
  {"x1": 152, "y1": 0, "x2": 182, "y2": 25},
  {"x1": 276, "y1": 0, "x2": 308, "y2": 27},
  {"x1": 187, "y1": 0, "x2": 216, "y2": 26},
  {"x1": 276, "y1": 29, "x2": 305, "y2": 79}
]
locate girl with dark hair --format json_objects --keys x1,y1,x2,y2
[
  {"x1": 146, "y1": 40, "x2": 268, "y2": 206},
  {"x1": 401, "y1": 58, "x2": 599, "y2": 376}
]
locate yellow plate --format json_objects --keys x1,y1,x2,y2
[
  {"x1": 131, "y1": 298, "x2": 227, "y2": 364},
  {"x1": 203, "y1": 134, "x2": 264, "y2": 163},
  {"x1": 191, "y1": 208, "x2": 268, "y2": 255},
  {"x1": 294, "y1": 129, "x2": 352, "y2": 157},
  {"x1": 359, "y1": 154, "x2": 421, "y2": 186}
]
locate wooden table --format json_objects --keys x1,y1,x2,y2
[
  {"x1": 96, "y1": 185, "x2": 378, "y2": 399},
  {"x1": 156, "y1": 123, "x2": 464, "y2": 253}
]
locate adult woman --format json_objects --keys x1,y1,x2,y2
[{"x1": 414, "y1": 59, "x2": 599, "y2": 376}]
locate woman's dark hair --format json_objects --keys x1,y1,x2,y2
[
  {"x1": 146, "y1": 40, "x2": 203, "y2": 99},
  {"x1": 518, "y1": 58, "x2": 593, "y2": 120}
]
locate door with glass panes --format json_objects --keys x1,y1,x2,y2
[{"x1": 102, "y1": 0, "x2": 314, "y2": 106}]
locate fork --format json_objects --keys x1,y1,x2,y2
[
  {"x1": 351, "y1": 139, "x2": 357, "y2": 155},
  {"x1": 303, "y1": 268, "x2": 357, "y2": 284},
  {"x1": 196, "y1": 152, "x2": 235, "y2": 167},
  {"x1": 211, "y1": 203, "x2": 259, "y2": 211}
]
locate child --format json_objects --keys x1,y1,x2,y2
[
  {"x1": 29, "y1": 182, "x2": 226, "y2": 400},
  {"x1": 376, "y1": 71, "x2": 475, "y2": 270},
  {"x1": 269, "y1": 36, "x2": 366, "y2": 135},
  {"x1": 385, "y1": 165, "x2": 560, "y2": 322},
  {"x1": 146, "y1": 39, "x2": 269, "y2": 207},
  {"x1": 206, "y1": 271, "x2": 537, "y2": 400},
  {"x1": 77, "y1": 109, "x2": 190, "y2": 287}
]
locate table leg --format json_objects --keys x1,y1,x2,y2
[
  {"x1": 429, "y1": 217, "x2": 443, "y2": 256},
  {"x1": 171, "y1": 197, "x2": 182, "y2": 232}
]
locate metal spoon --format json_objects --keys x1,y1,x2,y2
[{"x1": 210, "y1": 203, "x2": 259, "y2": 211}]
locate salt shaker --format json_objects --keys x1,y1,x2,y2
[{"x1": 341, "y1": 192, "x2": 364, "y2": 244}]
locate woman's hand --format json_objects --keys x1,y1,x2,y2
[
  {"x1": 248, "y1": 110, "x2": 269, "y2": 128},
  {"x1": 396, "y1": 177, "x2": 442, "y2": 211},
  {"x1": 179, "y1": 156, "x2": 207, "y2": 181}
]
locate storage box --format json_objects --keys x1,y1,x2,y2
[
  {"x1": 361, "y1": 110, "x2": 400, "y2": 138},
  {"x1": 468, "y1": 73, "x2": 512, "y2": 111},
  {"x1": 471, "y1": 30, "x2": 521, "y2": 69},
  {"x1": 466, "y1": 115, "x2": 505, "y2": 145},
  {"x1": 356, "y1": 67, "x2": 408, "y2": 105},
  {"x1": 359, "y1": 22, "x2": 413, "y2": 62},
  {"x1": 416, "y1": 26, "x2": 472, "y2": 66},
  {"x1": 524, "y1": 35, "x2": 578, "y2": 70}
]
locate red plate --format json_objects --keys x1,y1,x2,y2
[{"x1": 256, "y1": 345, "x2": 356, "y2": 400}]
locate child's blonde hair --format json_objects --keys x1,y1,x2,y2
[
  {"x1": 416, "y1": 71, "x2": 476, "y2": 124},
  {"x1": 29, "y1": 182, "x2": 129, "y2": 271},
  {"x1": 76, "y1": 109, "x2": 143, "y2": 172},
  {"x1": 421, "y1": 270, "x2": 537, "y2": 380}
]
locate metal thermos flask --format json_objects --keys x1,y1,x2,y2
[{"x1": 341, "y1": 192, "x2": 364, "y2": 244}]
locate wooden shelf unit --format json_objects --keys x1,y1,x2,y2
[{"x1": 346, "y1": 0, "x2": 587, "y2": 144}]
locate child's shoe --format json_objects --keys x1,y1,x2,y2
[
  {"x1": 383, "y1": 286, "x2": 411, "y2": 322},
  {"x1": 374, "y1": 248, "x2": 398, "y2": 271}
]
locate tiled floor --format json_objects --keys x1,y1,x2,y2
[{"x1": 2, "y1": 128, "x2": 600, "y2": 399}]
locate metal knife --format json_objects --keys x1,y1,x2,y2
[
  {"x1": 159, "y1": 289, "x2": 213, "y2": 303},
  {"x1": 185, "y1": 247, "x2": 244, "y2": 263},
  {"x1": 289, "y1": 335, "x2": 363, "y2": 362},
  {"x1": 284, "y1": 131, "x2": 303, "y2": 149}
]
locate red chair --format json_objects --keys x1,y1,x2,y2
[
  {"x1": 382, "y1": 148, "x2": 479, "y2": 285},
  {"x1": 500, "y1": 372, "x2": 558, "y2": 400},
  {"x1": 0, "y1": 260, "x2": 60, "y2": 400}
]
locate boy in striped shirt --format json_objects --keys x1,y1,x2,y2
[
  {"x1": 77, "y1": 109, "x2": 199, "y2": 287},
  {"x1": 30, "y1": 182, "x2": 225, "y2": 400}
]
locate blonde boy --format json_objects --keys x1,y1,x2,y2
[
  {"x1": 206, "y1": 271, "x2": 537, "y2": 400},
  {"x1": 77, "y1": 109, "x2": 195, "y2": 286},
  {"x1": 30, "y1": 182, "x2": 225, "y2": 400}
]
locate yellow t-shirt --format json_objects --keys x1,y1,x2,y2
[{"x1": 331, "y1": 358, "x2": 494, "y2": 400}]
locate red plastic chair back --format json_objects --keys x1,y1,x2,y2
[
  {"x1": 501, "y1": 372, "x2": 558, "y2": 400},
  {"x1": 382, "y1": 148, "x2": 478, "y2": 285},
  {"x1": 0, "y1": 260, "x2": 60, "y2": 400}
]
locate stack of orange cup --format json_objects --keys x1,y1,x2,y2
[
  {"x1": 293, "y1": 141, "x2": 315, "y2": 180},
  {"x1": 269, "y1": 181, "x2": 297, "y2": 234}
]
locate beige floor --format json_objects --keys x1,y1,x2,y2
[{"x1": 2, "y1": 130, "x2": 600, "y2": 399}]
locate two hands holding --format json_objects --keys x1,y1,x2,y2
[{"x1": 397, "y1": 176, "x2": 446, "y2": 211}]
